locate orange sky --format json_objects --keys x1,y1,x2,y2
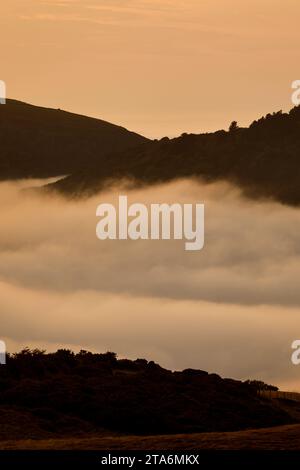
[{"x1": 1, "y1": 0, "x2": 300, "y2": 137}]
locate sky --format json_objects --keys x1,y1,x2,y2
[
  {"x1": 1, "y1": 0, "x2": 300, "y2": 137},
  {"x1": 1, "y1": 179, "x2": 300, "y2": 391}
]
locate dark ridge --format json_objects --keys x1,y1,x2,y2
[
  {"x1": 51, "y1": 107, "x2": 300, "y2": 206},
  {"x1": 2, "y1": 99, "x2": 300, "y2": 205},
  {"x1": 0, "y1": 348, "x2": 294, "y2": 440},
  {"x1": 0, "y1": 99, "x2": 149, "y2": 180}
]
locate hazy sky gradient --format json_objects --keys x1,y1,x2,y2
[{"x1": 1, "y1": 0, "x2": 300, "y2": 137}]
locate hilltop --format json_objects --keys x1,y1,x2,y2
[
  {"x1": 51, "y1": 107, "x2": 300, "y2": 205},
  {"x1": 2, "y1": 100, "x2": 300, "y2": 206},
  {"x1": 0, "y1": 348, "x2": 296, "y2": 441},
  {"x1": 0, "y1": 99, "x2": 148, "y2": 180}
]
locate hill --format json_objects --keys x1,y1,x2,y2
[
  {"x1": 51, "y1": 107, "x2": 300, "y2": 205},
  {"x1": 2, "y1": 99, "x2": 300, "y2": 205},
  {"x1": 0, "y1": 349, "x2": 295, "y2": 441},
  {"x1": 0, "y1": 99, "x2": 148, "y2": 180}
]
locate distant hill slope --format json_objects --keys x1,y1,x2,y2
[
  {"x1": 0, "y1": 349, "x2": 294, "y2": 440},
  {"x1": 51, "y1": 107, "x2": 300, "y2": 205},
  {"x1": 0, "y1": 99, "x2": 148, "y2": 180},
  {"x1": 2, "y1": 100, "x2": 300, "y2": 205}
]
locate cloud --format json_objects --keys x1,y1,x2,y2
[
  {"x1": 0, "y1": 178, "x2": 300, "y2": 389},
  {"x1": 16, "y1": 0, "x2": 232, "y2": 32},
  {"x1": 1, "y1": 280, "x2": 299, "y2": 390},
  {"x1": 0, "y1": 179, "x2": 300, "y2": 307}
]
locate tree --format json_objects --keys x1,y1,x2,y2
[
  {"x1": 245, "y1": 379, "x2": 278, "y2": 392},
  {"x1": 229, "y1": 121, "x2": 239, "y2": 132}
]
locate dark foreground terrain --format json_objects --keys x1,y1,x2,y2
[
  {"x1": 0, "y1": 349, "x2": 298, "y2": 443},
  {"x1": 1, "y1": 423, "x2": 300, "y2": 450}
]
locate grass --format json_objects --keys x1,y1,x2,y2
[{"x1": 0, "y1": 424, "x2": 300, "y2": 450}]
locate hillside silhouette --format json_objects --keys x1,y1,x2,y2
[
  {"x1": 0, "y1": 349, "x2": 295, "y2": 440},
  {"x1": 0, "y1": 100, "x2": 148, "y2": 180},
  {"x1": 51, "y1": 107, "x2": 300, "y2": 206},
  {"x1": 2, "y1": 100, "x2": 300, "y2": 205}
]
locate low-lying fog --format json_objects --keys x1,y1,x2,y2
[{"x1": 1, "y1": 178, "x2": 300, "y2": 390}]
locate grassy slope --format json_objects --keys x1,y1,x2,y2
[{"x1": 1, "y1": 424, "x2": 300, "y2": 450}]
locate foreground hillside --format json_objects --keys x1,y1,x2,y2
[
  {"x1": 1, "y1": 424, "x2": 300, "y2": 450},
  {"x1": 0, "y1": 349, "x2": 295, "y2": 441},
  {"x1": 0, "y1": 100, "x2": 148, "y2": 180}
]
